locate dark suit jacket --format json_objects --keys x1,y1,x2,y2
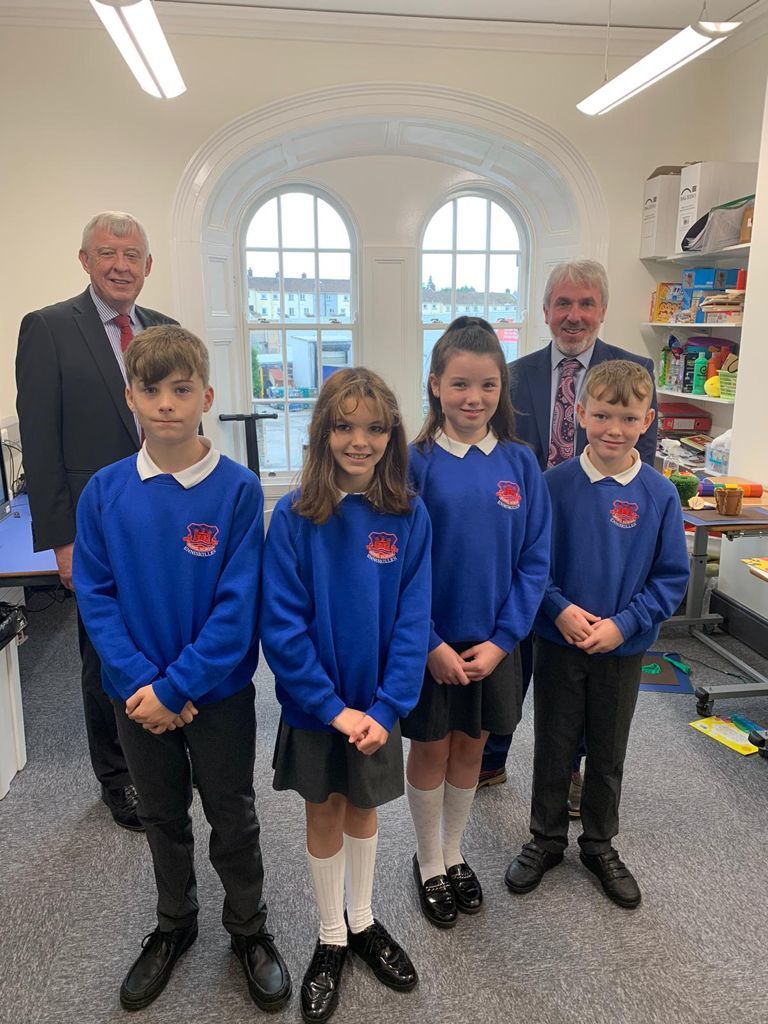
[
  {"x1": 509, "y1": 338, "x2": 658, "y2": 471},
  {"x1": 16, "y1": 288, "x2": 177, "y2": 552}
]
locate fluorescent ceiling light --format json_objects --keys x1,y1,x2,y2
[
  {"x1": 90, "y1": 0, "x2": 186, "y2": 100},
  {"x1": 577, "y1": 20, "x2": 740, "y2": 116}
]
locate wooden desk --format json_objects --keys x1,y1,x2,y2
[{"x1": 675, "y1": 505, "x2": 768, "y2": 714}]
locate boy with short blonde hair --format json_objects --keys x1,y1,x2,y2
[
  {"x1": 505, "y1": 360, "x2": 689, "y2": 908},
  {"x1": 74, "y1": 325, "x2": 291, "y2": 1012}
]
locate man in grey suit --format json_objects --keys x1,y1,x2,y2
[
  {"x1": 16, "y1": 212, "x2": 177, "y2": 829},
  {"x1": 478, "y1": 259, "x2": 658, "y2": 792}
]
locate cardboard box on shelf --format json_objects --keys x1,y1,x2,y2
[
  {"x1": 649, "y1": 282, "x2": 684, "y2": 322},
  {"x1": 675, "y1": 162, "x2": 758, "y2": 252},
  {"x1": 681, "y1": 267, "x2": 739, "y2": 289},
  {"x1": 641, "y1": 167, "x2": 683, "y2": 258}
]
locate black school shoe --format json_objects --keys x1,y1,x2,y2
[
  {"x1": 447, "y1": 862, "x2": 483, "y2": 914},
  {"x1": 347, "y1": 918, "x2": 417, "y2": 991},
  {"x1": 412, "y1": 853, "x2": 457, "y2": 928},
  {"x1": 580, "y1": 848, "x2": 642, "y2": 909},
  {"x1": 504, "y1": 841, "x2": 564, "y2": 894},
  {"x1": 119, "y1": 922, "x2": 198, "y2": 1010},
  {"x1": 300, "y1": 941, "x2": 347, "y2": 1023},
  {"x1": 101, "y1": 783, "x2": 144, "y2": 832},
  {"x1": 231, "y1": 931, "x2": 292, "y2": 1011}
]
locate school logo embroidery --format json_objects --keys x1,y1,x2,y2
[
  {"x1": 609, "y1": 500, "x2": 639, "y2": 529},
  {"x1": 183, "y1": 522, "x2": 220, "y2": 557},
  {"x1": 366, "y1": 532, "x2": 398, "y2": 564},
  {"x1": 496, "y1": 481, "x2": 522, "y2": 509}
]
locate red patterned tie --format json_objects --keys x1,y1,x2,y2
[
  {"x1": 114, "y1": 314, "x2": 133, "y2": 353},
  {"x1": 547, "y1": 358, "x2": 581, "y2": 467}
]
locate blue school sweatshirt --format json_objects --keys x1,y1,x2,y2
[
  {"x1": 408, "y1": 438, "x2": 551, "y2": 653},
  {"x1": 73, "y1": 455, "x2": 264, "y2": 713},
  {"x1": 535, "y1": 457, "x2": 690, "y2": 655},
  {"x1": 261, "y1": 493, "x2": 432, "y2": 733}
]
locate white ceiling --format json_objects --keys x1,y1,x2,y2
[{"x1": 163, "y1": 0, "x2": 761, "y2": 31}]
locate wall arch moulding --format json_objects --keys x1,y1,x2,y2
[{"x1": 171, "y1": 82, "x2": 608, "y2": 465}]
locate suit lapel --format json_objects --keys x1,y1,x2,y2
[
  {"x1": 73, "y1": 289, "x2": 139, "y2": 446},
  {"x1": 529, "y1": 345, "x2": 553, "y2": 460}
]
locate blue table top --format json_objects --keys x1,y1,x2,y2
[{"x1": 0, "y1": 495, "x2": 58, "y2": 579}]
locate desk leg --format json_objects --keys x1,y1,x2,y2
[{"x1": 670, "y1": 524, "x2": 723, "y2": 627}]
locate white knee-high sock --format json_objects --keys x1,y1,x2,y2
[
  {"x1": 343, "y1": 832, "x2": 377, "y2": 934},
  {"x1": 307, "y1": 847, "x2": 348, "y2": 946},
  {"x1": 406, "y1": 780, "x2": 445, "y2": 881},
  {"x1": 441, "y1": 781, "x2": 477, "y2": 869}
]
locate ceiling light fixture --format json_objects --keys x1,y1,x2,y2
[
  {"x1": 577, "y1": 3, "x2": 740, "y2": 116},
  {"x1": 89, "y1": 0, "x2": 186, "y2": 99}
]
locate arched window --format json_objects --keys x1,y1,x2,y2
[
  {"x1": 420, "y1": 194, "x2": 528, "y2": 399},
  {"x1": 244, "y1": 189, "x2": 357, "y2": 474}
]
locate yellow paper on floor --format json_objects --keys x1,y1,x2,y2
[{"x1": 689, "y1": 716, "x2": 759, "y2": 755}]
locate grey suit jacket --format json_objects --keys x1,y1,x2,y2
[{"x1": 16, "y1": 288, "x2": 177, "y2": 551}]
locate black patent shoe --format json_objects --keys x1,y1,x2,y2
[
  {"x1": 447, "y1": 862, "x2": 483, "y2": 914},
  {"x1": 231, "y1": 931, "x2": 292, "y2": 1010},
  {"x1": 412, "y1": 853, "x2": 457, "y2": 928},
  {"x1": 120, "y1": 923, "x2": 198, "y2": 1010},
  {"x1": 347, "y1": 918, "x2": 417, "y2": 991},
  {"x1": 504, "y1": 841, "x2": 564, "y2": 894},
  {"x1": 300, "y1": 941, "x2": 347, "y2": 1023},
  {"x1": 102, "y1": 784, "x2": 144, "y2": 832},
  {"x1": 580, "y1": 848, "x2": 641, "y2": 909}
]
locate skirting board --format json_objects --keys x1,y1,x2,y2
[{"x1": 710, "y1": 590, "x2": 768, "y2": 661}]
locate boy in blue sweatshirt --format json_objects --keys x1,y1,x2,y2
[
  {"x1": 505, "y1": 360, "x2": 689, "y2": 909},
  {"x1": 73, "y1": 325, "x2": 291, "y2": 1013}
]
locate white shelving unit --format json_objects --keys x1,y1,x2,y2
[{"x1": 642, "y1": 244, "x2": 748, "y2": 431}]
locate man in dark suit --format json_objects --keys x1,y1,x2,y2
[
  {"x1": 16, "y1": 212, "x2": 177, "y2": 829},
  {"x1": 478, "y1": 259, "x2": 658, "y2": 790}
]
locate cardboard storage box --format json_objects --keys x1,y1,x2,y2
[
  {"x1": 681, "y1": 267, "x2": 739, "y2": 289},
  {"x1": 675, "y1": 162, "x2": 757, "y2": 252},
  {"x1": 640, "y1": 167, "x2": 682, "y2": 258}
]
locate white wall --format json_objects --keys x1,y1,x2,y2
[{"x1": 2, "y1": 18, "x2": 767, "y2": 430}]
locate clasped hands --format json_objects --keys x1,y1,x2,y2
[
  {"x1": 554, "y1": 604, "x2": 624, "y2": 654},
  {"x1": 427, "y1": 640, "x2": 506, "y2": 686},
  {"x1": 331, "y1": 707, "x2": 388, "y2": 755},
  {"x1": 125, "y1": 684, "x2": 198, "y2": 735}
]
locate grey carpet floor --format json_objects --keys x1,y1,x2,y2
[{"x1": 2, "y1": 593, "x2": 768, "y2": 1024}]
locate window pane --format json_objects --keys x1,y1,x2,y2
[
  {"x1": 245, "y1": 197, "x2": 278, "y2": 248},
  {"x1": 288, "y1": 402, "x2": 314, "y2": 472},
  {"x1": 317, "y1": 198, "x2": 350, "y2": 249},
  {"x1": 421, "y1": 253, "x2": 452, "y2": 324},
  {"x1": 249, "y1": 330, "x2": 281, "y2": 398},
  {"x1": 455, "y1": 254, "x2": 487, "y2": 315},
  {"x1": 489, "y1": 255, "x2": 519, "y2": 320},
  {"x1": 283, "y1": 252, "x2": 317, "y2": 322},
  {"x1": 496, "y1": 327, "x2": 519, "y2": 364},
  {"x1": 280, "y1": 192, "x2": 315, "y2": 248},
  {"x1": 490, "y1": 202, "x2": 519, "y2": 251},
  {"x1": 319, "y1": 253, "x2": 351, "y2": 322},
  {"x1": 321, "y1": 330, "x2": 354, "y2": 383},
  {"x1": 247, "y1": 252, "x2": 280, "y2": 320},
  {"x1": 284, "y1": 330, "x2": 319, "y2": 397},
  {"x1": 251, "y1": 400, "x2": 287, "y2": 473},
  {"x1": 456, "y1": 196, "x2": 488, "y2": 251},
  {"x1": 421, "y1": 329, "x2": 444, "y2": 415},
  {"x1": 423, "y1": 201, "x2": 454, "y2": 251}
]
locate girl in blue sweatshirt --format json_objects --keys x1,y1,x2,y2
[
  {"x1": 402, "y1": 317, "x2": 551, "y2": 927},
  {"x1": 261, "y1": 368, "x2": 432, "y2": 1024}
]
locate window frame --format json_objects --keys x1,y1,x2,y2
[
  {"x1": 419, "y1": 190, "x2": 530, "y2": 393},
  {"x1": 240, "y1": 185, "x2": 359, "y2": 479}
]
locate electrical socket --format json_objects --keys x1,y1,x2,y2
[{"x1": 0, "y1": 428, "x2": 8, "y2": 444}]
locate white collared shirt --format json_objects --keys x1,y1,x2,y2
[
  {"x1": 579, "y1": 446, "x2": 642, "y2": 486},
  {"x1": 136, "y1": 436, "x2": 221, "y2": 489},
  {"x1": 433, "y1": 428, "x2": 498, "y2": 459}
]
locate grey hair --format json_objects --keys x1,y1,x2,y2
[
  {"x1": 81, "y1": 212, "x2": 150, "y2": 256},
  {"x1": 543, "y1": 259, "x2": 609, "y2": 309}
]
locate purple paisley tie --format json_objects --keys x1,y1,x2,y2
[{"x1": 547, "y1": 358, "x2": 581, "y2": 467}]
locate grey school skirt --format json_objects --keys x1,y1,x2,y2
[
  {"x1": 272, "y1": 718, "x2": 404, "y2": 809},
  {"x1": 400, "y1": 642, "x2": 522, "y2": 743}
]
